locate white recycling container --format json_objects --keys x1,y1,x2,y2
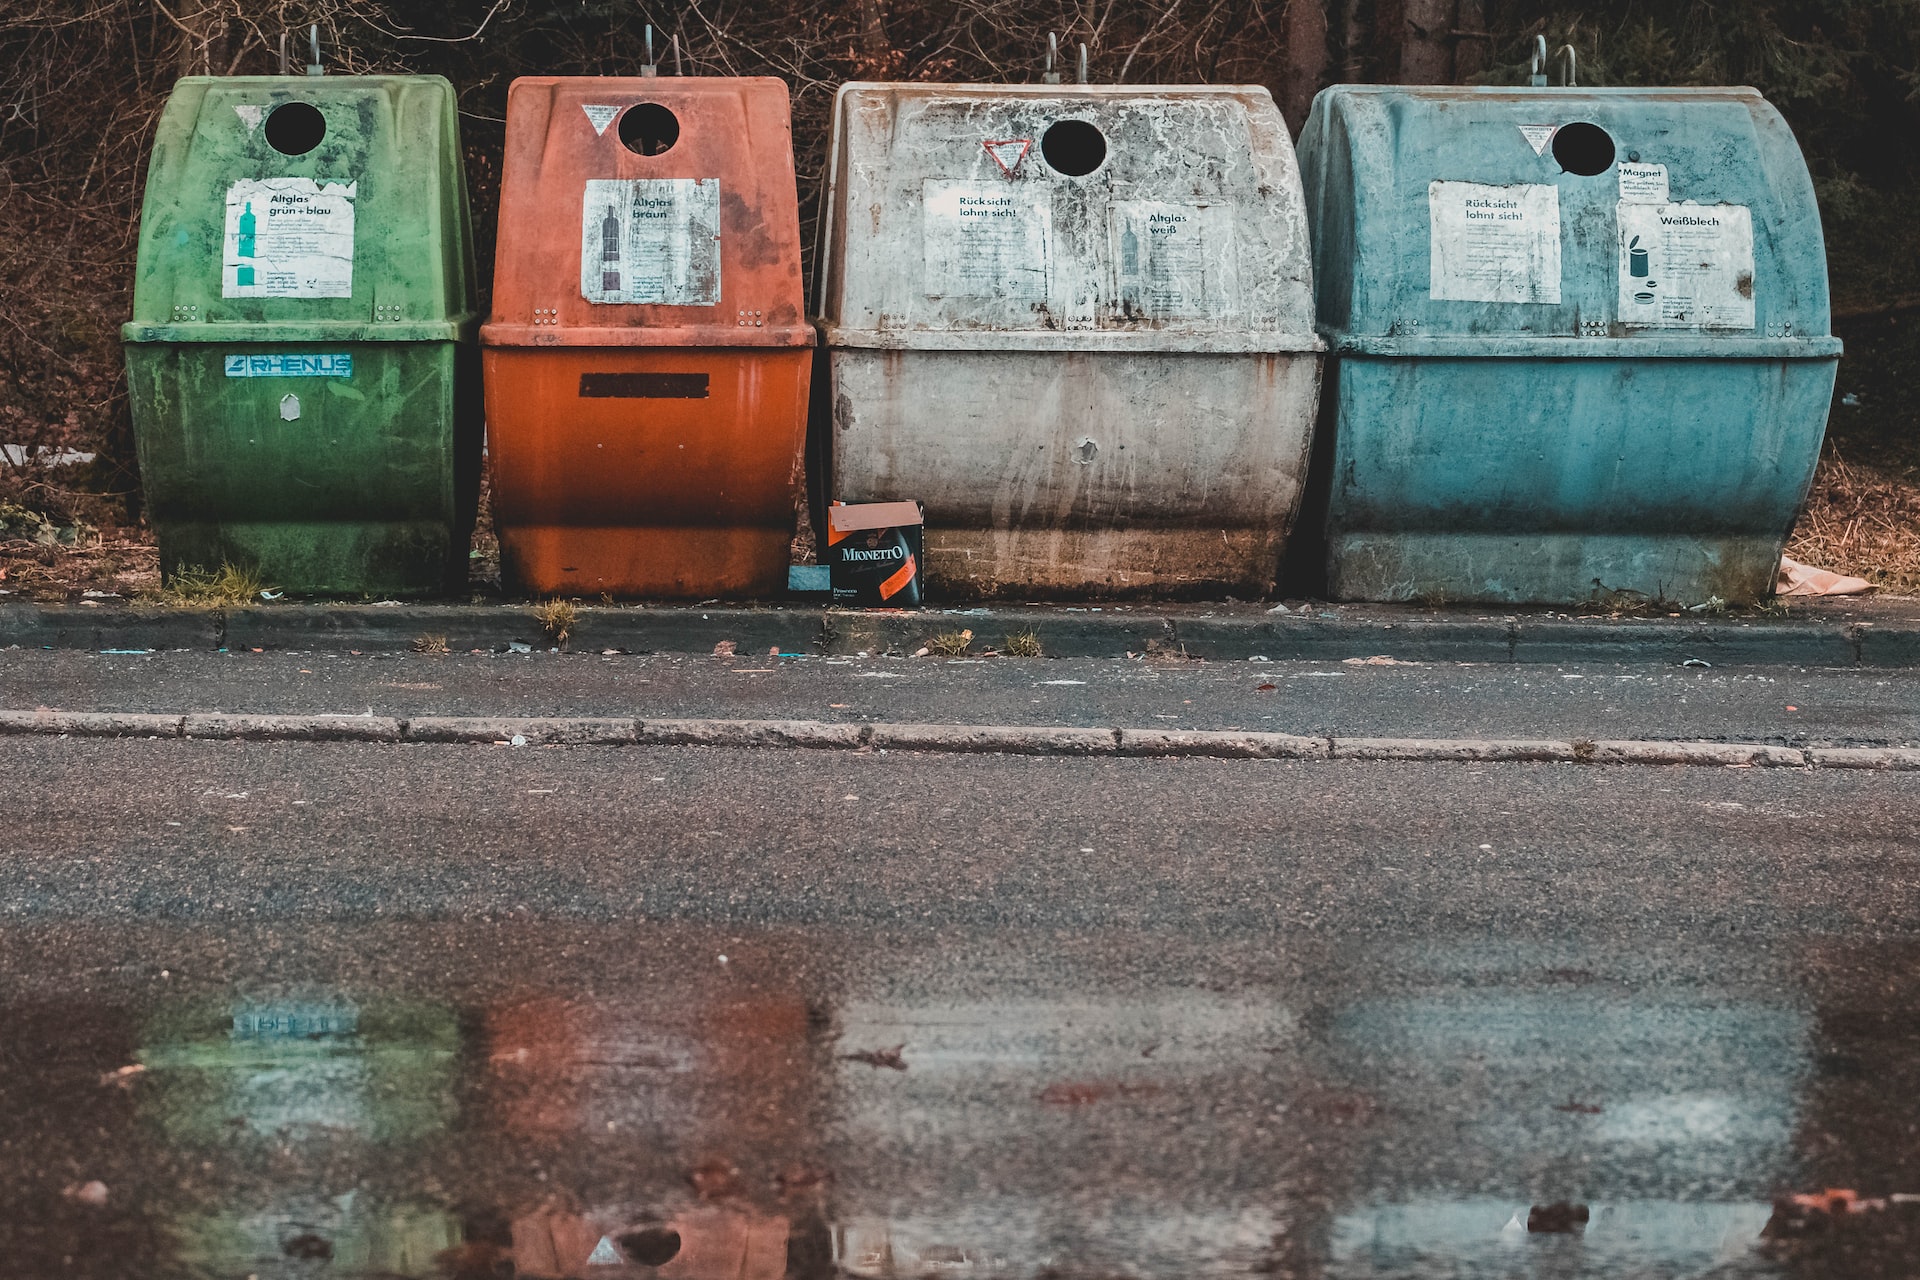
[{"x1": 814, "y1": 82, "x2": 1323, "y2": 599}]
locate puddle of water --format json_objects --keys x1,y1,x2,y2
[{"x1": 8, "y1": 931, "x2": 1920, "y2": 1278}]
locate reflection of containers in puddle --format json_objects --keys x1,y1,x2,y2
[
  {"x1": 138, "y1": 996, "x2": 459, "y2": 1144},
  {"x1": 511, "y1": 1205, "x2": 790, "y2": 1280},
  {"x1": 480, "y1": 992, "x2": 819, "y2": 1157},
  {"x1": 1329, "y1": 992, "x2": 1807, "y2": 1193},
  {"x1": 171, "y1": 1196, "x2": 462, "y2": 1280},
  {"x1": 1330, "y1": 1198, "x2": 1773, "y2": 1276},
  {"x1": 829, "y1": 989, "x2": 1302, "y2": 1277}
]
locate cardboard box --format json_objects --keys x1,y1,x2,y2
[{"x1": 826, "y1": 501, "x2": 923, "y2": 606}]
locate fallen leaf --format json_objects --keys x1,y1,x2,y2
[
  {"x1": 1256, "y1": 682, "x2": 1277, "y2": 691},
  {"x1": 62, "y1": 1181, "x2": 108, "y2": 1206},
  {"x1": 99, "y1": 1064, "x2": 147, "y2": 1089},
  {"x1": 842, "y1": 1044, "x2": 908, "y2": 1071},
  {"x1": 712, "y1": 640, "x2": 737, "y2": 656}
]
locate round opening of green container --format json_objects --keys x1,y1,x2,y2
[
  {"x1": 264, "y1": 102, "x2": 326, "y2": 156},
  {"x1": 619, "y1": 103, "x2": 680, "y2": 156},
  {"x1": 1042, "y1": 119, "x2": 1106, "y2": 177}
]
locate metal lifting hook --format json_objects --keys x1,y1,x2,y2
[
  {"x1": 306, "y1": 23, "x2": 324, "y2": 76},
  {"x1": 642, "y1": 23, "x2": 658, "y2": 77},
  {"x1": 1559, "y1": 44, "x2": 1578, "y2": 87},
  {"x1": 1528, "y1": 33, "x2": 1548, "y2": 86},
  {"x1": 1043, "y1": 32, "x2": 1062, "y2": 84}
]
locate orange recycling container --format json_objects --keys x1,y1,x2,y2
[{"x1": 482, "y1": 77, "x2": 813, "y2": 597}]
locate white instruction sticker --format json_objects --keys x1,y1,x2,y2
[
  {"x1": 1517, "y1": 124, "x2": 1557, "y2": 156},
  {"x1": 234, "y1": 105, "x2": 263, "y2": 133},
  {"x1": 1618, "y1": 202, "x2": 1756, "y2": 330},
  {"x1": 922, "y1": 181, "x2": 1051, "y2": 301},
  {"x1": 223, "y1": 178, "x2": 356, "y2": 299},
  {"x1": 1428, "y1": 180, "x2": 1561, "y2": 305},
  {"x1": 580, "y1": 178, "x2": 721, "y2": 306},
  {"x1": 582, "y1": 104, "x2": 620, "y2": 136},
  {"x1": 1617, "y1": 162, "x2": 1670, "y2": 204},
  {"x1": 1110, "y1": 201, "x2": 1237, "y2": 319}
]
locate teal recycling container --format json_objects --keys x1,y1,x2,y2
[{"x1": 1297, "y1": 87, "x2": 1841, "y2": 605}]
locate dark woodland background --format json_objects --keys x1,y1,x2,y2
[{"x1": 2, "y1": 0, "x2": 1917, "y2": 583}]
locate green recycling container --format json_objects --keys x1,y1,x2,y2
[
  {"x1": 122, "y1": 75, "x2": 481, "y2": 595},
  {"x1": 1297, "y1": 87, "x2": 1842, "y2": 605}
]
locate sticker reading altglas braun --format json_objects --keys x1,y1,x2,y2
[
  {"x1": 580, "y1": 177, "x2": 721, "y2": 306},
  {"x1": 223, "y1": 177, "x2": 356, "y2": 299},
  {"x1": 1428, "y1": 180, "x2": 1561, "y2": 305},
  {"x1": 1618, "y1": 201, "x2": 1756, "y2": 330},
  {"x1": 921, "y1": 180, "x2": 1051, "y2": 302}
]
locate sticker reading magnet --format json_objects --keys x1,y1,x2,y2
[
  {"x1": 1617, "y1": 162, "x2": 1669, "y2": 204},
  {"x1": 582, "y1": 104, "x2": 620, "y2": 136},
  {"x1": 983, "y1": 139, "x2": 1032, "y2": 177}
]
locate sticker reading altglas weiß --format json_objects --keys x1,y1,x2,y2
[
  {"x1": 223, "y1": 177, "x2": 357, "y2": 299},
  {"x1": 580, "y1": 177, "x2": 721, "y2": 305},
  {"x1": 582, "y1": 104, "x2": 620, "y2": 136},
  {"x1": 1428, "y1": 180, "x2": 1561, "y2": 305},
  {"x1": 1618, "y1": 201, "x2": 1756, "y2": 330},
  {"x1": 921, "y1": 180, "x2": 1051, "y2": 302},
  {"x1": 1110, "y1": 201, "x2": 1237, "y2": 320}
]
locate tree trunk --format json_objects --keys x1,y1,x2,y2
[
  {"x1": 1282, "y1": 0, "x2": 1329, "y2": 134},
  {"x1": 1400, "y1": 0, "x2": 1454, "y2": 83},
  {"x1": 855, "y1": 0, "x2": 889, "y2": 59},
  {"x1": 1454, "y1": 0, "x2": 1489, "y2": 82}
]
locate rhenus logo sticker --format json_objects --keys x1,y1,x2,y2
[{"x1": 223, "y1": 353, "x2": 353, "y2": 378}]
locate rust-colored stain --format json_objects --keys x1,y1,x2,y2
[{"x1": 482, "y1": 77, "x2": 812, "y2": 598}]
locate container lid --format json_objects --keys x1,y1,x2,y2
[
  {"x1": 122, "y1": 76, "x2": 477, "y2": 345},
  {"x1": 481, "y1": 77, "x2": 812, "y2": 349},
  {"x1": 1298, "y1": 86, "x2": 1838, "y2": 357},
  {"x1": 815, "y1": 83, "x2": 1321, "y2": 354}
]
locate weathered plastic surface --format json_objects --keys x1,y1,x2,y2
[
  {"x1": 816, "y1": 83, "x2": 1323, "y2": 599},
  {"x1": 122, "y1": 75, "x2": 480, "y2": 596},
  {"x1": 482, "y1": 77, "x2": 812, "y2": 598},
  {"x1": 1297, "y1": 86, "x2": 1842, "y2": 606}
]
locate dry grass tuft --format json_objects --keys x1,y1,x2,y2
[
  {"x1": 411, "y1": 633, "x2": 449, "y2": 655},
  {"x1": 1002, "y1": 628, "x2": 1044, "y2": 658},
  {"x1": 925, "y1": 628, "x2": 973, "y2": 657},
  {"x1": 1787, "y1": 448, "x2": 1920, "y2": 595},
  {"x1": 534, "y1": 598, "x2": 578, "y2": 647},
  {"x1": 166, "y1": 561, "x2": 267, "y2": 606}
]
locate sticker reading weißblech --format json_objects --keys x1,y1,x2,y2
[
  {"x1": 1110, "y1": 201, "x2": 1237, "y2": 320},
  {"x1": 921, "y1": 180, "x2": 1051, "y2": 302},
  {"x1": 580, "y1": 178, "x2": 721, "y2": 306},
  {"x1": 1428, "y1": 181, "x2": 1561, "y2": 305},
  {"x1": 223, "y1": 178, "x2": 356, "y2": 299},
  {"x1": 1618, "y1": 201, "x2": 1755, "y2": 330}
]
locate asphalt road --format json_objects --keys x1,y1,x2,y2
[
  {"x1": 3, "y1": 733, "x2": 1920, "y2": 1279},
  {"x1": 5, "y1": 647, "x2": 1920, "y2": 744}
]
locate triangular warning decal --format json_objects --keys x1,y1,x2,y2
[
  {"x1": 1518, "y1": 124, "x2": 1557, "y2": 156},
  {"x1": 583, "y1": 104, "x2": 621, "y2": 136},
  {"x1": 234, "y1": 105, "x2": 263, "y2": 133},
  {"x1": 585, "y1": 1235, "x2": 623, "y2": 1265},
  {"x1": 983, "y1": 138, "x2": 1031, "y2": 177}
]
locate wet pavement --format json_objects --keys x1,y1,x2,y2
[
  {"x1": 4, "y1": 648, "x2": 1920, "y2": 745},
  {"x1": 2, "y1": 734, "x2": 1920, "y2": 1277}
]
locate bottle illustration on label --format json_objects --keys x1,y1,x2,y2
[
  {"x1": 237, "y1": 200, "x2": 257, "y2": 287},
  {"x1": 1120, "y1": 225, "x2": 1140, "y2": 275},
  {"x1": 600, "y1": 204, "x2": 621, "y2": 292}
]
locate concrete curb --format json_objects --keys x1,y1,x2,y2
[
  {"x1": 6, "y1": 708, "x2": 1919, "y2": 769},
  {"x1": 5, "y1": 599, "x2": 1918, "y2": 665}
]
